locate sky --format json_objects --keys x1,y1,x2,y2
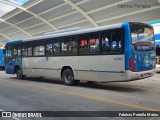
[{"x1": 0, "y1": 0, "x2": 30, "y2": 17}]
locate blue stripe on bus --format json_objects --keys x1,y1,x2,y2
[
  {"x1": 24, "y1": 67, "x2": 124, "y2": 73},
  {"x1": 122, "y1": 22, "x2": 131, "y2": 70}
]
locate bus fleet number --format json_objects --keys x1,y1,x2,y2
[{"x1": 114, "y1": 57, "x2": 123, "y2": 61}]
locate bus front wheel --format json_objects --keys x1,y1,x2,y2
[
  {"x1": 62, "y1": 68, "x2": 75, "y2": 86},
  {"x1": 16, "y1": 68, "x2": 24, "y2": 79}
]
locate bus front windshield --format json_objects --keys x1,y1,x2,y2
[{"x1": 131, "y1": 25, "x2": 154, "y2": 51}]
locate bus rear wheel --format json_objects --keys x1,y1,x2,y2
[
  {"x1": 62, "y1": 68, "x2": 75, "y2": 86},
  {"x1": 16, "y1": 68, "x2": 24, "y2": 79}
]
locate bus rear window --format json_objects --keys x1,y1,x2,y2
[{"x1": 131, "y1": 24, "x2": 154, "y2": 51}]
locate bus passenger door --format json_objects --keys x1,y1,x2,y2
[
  {"x1": 77, "y1": 34, "x2": 100, "y2": 81},
  {"x1": 5, "y1": 44, "x2": 22, "y2": 74},
  {"x1": 5, "y1": 45, "x2": 14, "y2": 74},
  {"x1": 99, "y1": 29, "x2": 125, "y2": 82}
]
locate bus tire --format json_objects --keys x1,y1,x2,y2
[
  {"x1": 16, "y1": 68, "x2": 24, "y2": 80},
  {"x1": 62, "y1": 68, "x2": 75, "y2": 86}
]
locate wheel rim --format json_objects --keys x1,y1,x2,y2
[{"x1": 64, "y1": 72, "x2": 73, "y2": 82}]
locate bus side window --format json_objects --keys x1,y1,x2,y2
[
  {"x1": 46, "y1": 40, "x2": 53, "y2": 56},
  {"x1": 89, "y1": 33, "x2": 99, "y2": 54},
  {"x1": 17, "y1": 44, "x2": 21, "y2": 56},
  {"x1": 79, "y1": 35, "x2": 89, "y2": 54},
  {"x1": 13, "y1": 45, "x2": 18, "y2": 56},
  {"x1": 22, "y1": 43, "x2": 28, "y2": 56},
  {"x1": 33, "y1": 40, "x2": 45, "y2": 56},
  {"x1": 111, "y1": 30, "x2": 122, "y2": 53},
  {"x1": 101, "y1": 32, "x2": 111, "y2": 54},
  {"x1": 61, "y1": 37, "x2": 77, "y2": 55},
  {"x1": 53, "y1": 38, "x2": 60, "y2": 55},
  {"x1": 27, "y1": 42, "x2": 32, "y2": 56}
]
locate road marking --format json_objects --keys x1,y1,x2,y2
[
  {"x1": 1, "y1": 79, "x2": 160, "y2": 111},
  {"x1": 0, "y1": 108, "x2": 21, "y2": 120}
]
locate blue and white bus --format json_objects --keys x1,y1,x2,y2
[
  {"x1": 0, "y1": 48, "x2": 5, "y2": 69},
  {"x1": 5, "y1": 22, "x2": 156, "y2": 85}
]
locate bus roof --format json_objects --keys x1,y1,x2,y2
[
  {"x1": 5, "y1": 22, "x2": 150, "y2": 44},
  {"x1": 21, "y1": 22, "x2": 123, "y2": 42}
]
